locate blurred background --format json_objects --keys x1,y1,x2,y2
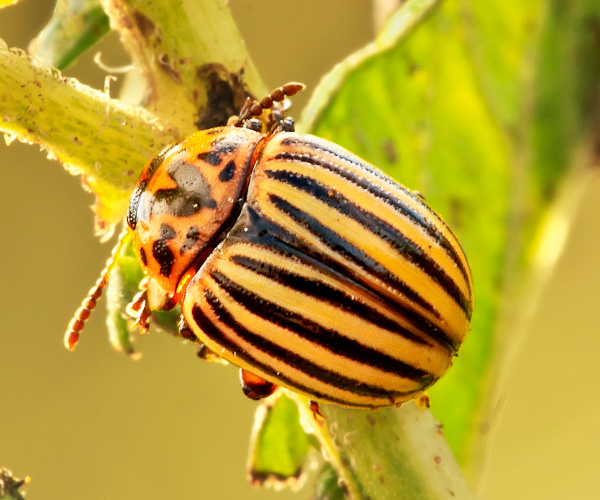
[{"x1": 1, "y1": 1, "x2": 599, "y2": 499}]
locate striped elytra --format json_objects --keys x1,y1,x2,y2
[
  {"x1": 177, "y1": 132, "x2": 473, "y2": 408},
  {"x1": 66, "y1": 84, "x2": 473, "y2": 409}
]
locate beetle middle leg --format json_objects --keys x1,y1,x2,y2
[
  {"x1": 125, "y1": 285, "x2": 152, "y2": 334},
  {"x1": 240, "y1": 369, "x2": 278, "y2": 400},
  {"x1": 178, "y1": 316, "x2": 225, "y2": 362}
]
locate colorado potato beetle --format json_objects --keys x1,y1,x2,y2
[{"x1": 66, "y1": 83, "x2": 473, "y2": 410}]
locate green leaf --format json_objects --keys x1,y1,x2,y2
[
  {"x1": 105, "y1": 235, "x2": 141, "y2": 355},
  {"x1": 31, "y1": 0, "x2": 110, "y2": 70},
  {"x1": 246, "y1": 393, "x2": 313, "y2": 489},
  {"x1": 311, "y1": 463, "x2": 345, "y2": 500},
  {"x1": 0, "y1": 40, "x2": 177, "y2": 230},
  {"x1": 529, "y1": 0, "x2": 600, "y2": 203},
  {"x1": 461, "y1": 0, "x2": 544, "y2": 128}
]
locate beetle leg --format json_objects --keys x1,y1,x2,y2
[
  {"x1": 239, "y1": 369, "x2": 278, "y2": 400},
  {"x1": 125, "y1": 288, "x2": 152, "y2": 334},
  {"x1": 178, "y1": 316, "x2": 226, "y2": 363},
  {"x1": 241, "y1": 118, "x2": 263, "y2": 132},
  {"x1": 196, "y1": 344, "x2": 225, "y2": 363},
  {"x1": 270, "y1": 116, "x2": 296, "y2": 134},
  {"x1": 415, "y1": 393, "x2": 431, "y2": 409},
  {"x1": 308, "y1": 400, "x2": 327, "y2": 421},
  {"x1": 177, "y1": 316, "x2": 197, "y2": 341}
]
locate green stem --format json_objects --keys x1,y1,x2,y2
[
  {"x1": 328, "y1": 404, "x2": 475, "y2": 500},
  {"x1": 288, "y1": 390, "x2": 474, "y2": 499},
  {"x1": 32, "y1": 0, "x2": 111, "y2": 70},
  {"x1": 299, "y1": 399, "x2": 475, "y2": 500},
  {"x1": 100, "y1": 0, "x2": 266, "y2": 135},
  {"x1": 0, "y1": 0, "x2": 267, "y2": 230},
  {"x1": 0, "y1": 39, "x2": 176, "y2": 227}
]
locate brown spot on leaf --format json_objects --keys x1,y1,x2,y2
[
  {"x1": 158, "y1": 53, "x2": 182, "y2": 83},
  {"x1": 381, "y1": 137, "x2": 398, "y2": 163},
  {"x1": 448, "y1": 197, "x2": 465, "y2": 231},
  {"x1": 195, "y1": 64, "x2": 253, "y2": 129},
  {"x1": 133, "y1": 10, "x2": 156, "y2": 38}
]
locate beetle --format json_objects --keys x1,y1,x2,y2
[{"x1": 66, "y1": 83, "x2": 473, "y2": 410}]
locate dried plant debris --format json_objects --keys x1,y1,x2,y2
[{"x1": 0, "y1": 469, "x2": 29, "y2": 500}]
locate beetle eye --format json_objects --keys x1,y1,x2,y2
[
  {"x1": 127, "y1": 180, "x2": 147, "y2": 230},
  {"x1": 281, "y1": 117, "x2": 295, "y2": 132}
]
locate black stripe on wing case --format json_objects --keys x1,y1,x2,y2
[
  {"x1": 278, "y1": 137, "x2": 442, "y2": 215},
  {"x1": 229, "y1": 254, "x2": 431, "y2": 347},
  {"x1": 272, "y1": 149, "x2": 471, "y2": 291},
  {"x1": 232, "y1": 206, "x2": 459, "y2": 352},
  {"x1": 278, "y1": 136, "x2": 472, "y2": 294},
  {"x1": 191, "y1": 302, "x2": 374, "y2": 408},
  {"x1": 265, "y1": 169, "x2": 472, "y2": 319},
  {"x1": 267, "y1": 193, "x2": 437, "y2": 313},
  {"x1": 210, "y1": 269, "x2": 434, "y2": 385},
  {"x1": 279, "y1": 136, "x2": 443, "y2": 218},
  {"x1": 195, "y1": 291, "x2": 424, "y2": 404}
]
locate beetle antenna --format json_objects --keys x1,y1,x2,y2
[
  {"x1": 232, "y1": 82, "x2": 304, "y2": 127},
  {"x1": 64, "y1": 226, "x2": 130, "y2": 350}
]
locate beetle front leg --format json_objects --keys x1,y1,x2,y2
[
  {"x1": 125, "y1": 278, "x2": 152, "y2": 334},
  {"x1": 126, "y1": 290, "x2": 151, "y2": 334},
  {"x1": 240, "y1": 369, "x2": 278, "y2": 400}
]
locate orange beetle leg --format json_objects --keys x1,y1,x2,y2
[
  {"x1": 308, "y1": 400, "x2": 327, "y2": 421},
  {"x1": 196, "y1": 344, "x2": 223, "y2": 363},
  {"x1": 125, "y1": 288, "x2": 152, "y2": 335},
  {"x1": 240, "y1": 369, "x2": 278, "y2": 400},
  {"x1": 416, "y1": 393, "x2": 431, "y2": 409},
  {"x1": 177, "y1": 316, "x2": 197, "y2": 341}
]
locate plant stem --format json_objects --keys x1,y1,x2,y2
[
  {"x1": 298, "y1": 399, "x2": 475, "y2": 500},
  {"x1": 100, "y1": 0, "x2": 266, "y2": 134},
  {"x1": 0, "y1": 39, "x2": 175, "y2": 228}
]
